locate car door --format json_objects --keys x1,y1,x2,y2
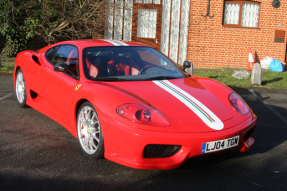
[{"x1": 38, "y1": 45, "x2": 79, "y2": 125}]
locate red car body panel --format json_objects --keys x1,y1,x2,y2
[{"x1": 14, "y1": 39, "x2": 257, "y2": 169}]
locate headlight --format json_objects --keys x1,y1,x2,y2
[
  {"x1": 228, "y1": 93, "x2": 249, "y2": 115},
  {"x1": 117, "y1": 103, "x2": 169, "y2": 126}
]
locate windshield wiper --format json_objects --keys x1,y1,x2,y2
[
  {"x1": 93, "y1": 77, "x2": 125, "y2": 81},
  {"x1": 143, "y1": 76, "x2": 177, "y2": 81}
]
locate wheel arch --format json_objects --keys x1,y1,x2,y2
[
  {"x1": 74, "y1": 99, "x2": 105, "y2": 158},
  {"x1": 75, "y1": 99, "x2": 91, "y2": 131},
  {"x1": 14, "y1": 66, "x2": 21, "y2": 88},
  {"x1": 15, "y1": 65, "x2": 21, "y2": 72},
  {"x1": 76, "y1": 98, "x2": 89, "y2": 114}
]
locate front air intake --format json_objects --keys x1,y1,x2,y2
[{"x1": 143, "y1": 144, "x2": 182, "y2": 158}]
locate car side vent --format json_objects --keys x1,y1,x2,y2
[
  {"x1": 143, "y1": 144, "x2": 182, "y2": 158},
  {"x1": 32, "y1": 55, "x2": 40, "y2": 65},
  {"x1": 30, "y1": 90, "x2": 38, "y2": 99}
]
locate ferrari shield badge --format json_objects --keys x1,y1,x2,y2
[{"x1": 75, "y1": 84, "x2": 82, "y2": 91}]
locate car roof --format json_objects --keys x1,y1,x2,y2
[{"x1": 48, "y1": 39, "x2": 149, "y2": 49}]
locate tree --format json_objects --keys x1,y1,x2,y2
[{"x1": 0, "y1": 0, "x2": 105, "y2": 57}]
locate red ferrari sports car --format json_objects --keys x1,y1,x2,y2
[{"x1": 14, "y1": 39, "x2": 256, "y2": 169}]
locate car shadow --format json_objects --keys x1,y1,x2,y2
[{"x1": 206, "y1": 75, "x2": 219, "y2": 79}]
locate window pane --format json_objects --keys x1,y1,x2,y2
[
  {"x1": 144, "y1": 0, "x2": 152, "y2": 3},
  {"x1": 153, "y1": 0, "x2": 160, "y2": 4},
  {"x1": 224, "y1": 3, "x2": 240, "y2": 25},
  {"x1": 135, "y1": 0, "x2": 142, "y2": 3},
  {"x1": 104, "y1": 0, "x2": 113, "y2": 39},
  {"x1": 241, "y1": 3, "x2": 259, "y2": 27},
  {"x1": 169, "y1": 0, "x2": 181, "y2": 63},
  {"x1": 160, "y1": 0, "x2": 171, "y2": 56},
  {"x1": 83, "y1": 47, "x2": 183, "y2": 80},
  {"x1": 114, "y1": 0, "x2": 123, "y2": 40},
  {"x1": 46, "y1": 46, "x2": 60, "y2": 63},
  {"x1": 123, "y1": 0, "x2": 133, "y2": 41},
  {"x1": 137, "y1": 9, "x2": 157, "y2": 38},
  {"x1": 52, "y1": 45, "x2": 77, "y2": 65}
]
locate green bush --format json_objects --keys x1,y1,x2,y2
[{"x1": 0, "y1": 0, "x2": 105, "y2": 57}]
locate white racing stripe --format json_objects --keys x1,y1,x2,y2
[
  {"x1": 113, "y1": 40, "x2": 129, "y2": 46},
  {"x1": 101, "y1": 39, "x2": 129, "y2": 46},
  {"x1": 101, "y1": 39, "x2": 122, "y2": 46},
  {"x1": 153, "y1": 80, "x2": 224, "y2": 130}
]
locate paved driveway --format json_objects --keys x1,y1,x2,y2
[{"x1": 0, "y1": 75, "x2": 287, "y2": 191}]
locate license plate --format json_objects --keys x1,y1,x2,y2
[{"x1": 201, "y1": 135, "x2": 240, "y2": 154}]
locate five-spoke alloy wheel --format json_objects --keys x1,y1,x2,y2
[
  {"x1": 15, "y1": 68, "x2": 27, "y2": 107},
  {"x1": 77, "y1": 102, "x2": 104, "y2": 158}
]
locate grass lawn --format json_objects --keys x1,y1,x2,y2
[
  {"x1": 193, "y1": 68, "x2": 287, "y2": 90},
  {"x1": 0, "y1": 62, "x2": 286, "y2": 90},
  {"x1": 0, "y1": 61, "x2": 15, "y2": 74}
]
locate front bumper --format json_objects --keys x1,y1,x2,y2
[{"x1": 99, "y1": 113, "x2": 256, "y2": 169}]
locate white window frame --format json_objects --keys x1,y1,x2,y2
[{"x1": 223, "y1": 0, "x2": 260, "y2": 29}]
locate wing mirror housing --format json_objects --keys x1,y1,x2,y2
[
  {"x1": 54, "y1": 62, "x2": 79, "y2": 80},
  {"x1": 183, "y1": 61, "x2": 192, "y2": 72},
  {"x1": 54, "y1": 63, "x2": 67, "y2": 72}
]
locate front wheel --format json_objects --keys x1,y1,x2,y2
[
  {"x1": 15, "y1": 68, "x2": 27, "y2": 107},
  {"x1": 77, "y1": 102, "x2": 104, "y2": 158}
]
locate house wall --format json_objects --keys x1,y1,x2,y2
[{"x1": 187, "y1": 0, "x2": 287, "y2": 68}]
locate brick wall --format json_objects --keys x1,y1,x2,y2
[{"x1": 187, "y1": 0, "x2": 287, "y2": 68}]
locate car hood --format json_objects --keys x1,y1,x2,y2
[{"x1": 105, "y1": 78, "x2": 234, "y2": 131}]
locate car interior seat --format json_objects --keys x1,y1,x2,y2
[
  {"x1": 107, "y1": 52, "x2": 140, "y2": 76},
  {"x1": 86, "y1": 54, "x2": 99, "y2": 78},
  {"x1": 66, "y1": 49, "x2": 79, "y2": 74}
]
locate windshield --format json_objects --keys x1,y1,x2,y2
[{"x1": 83, "y1": 46, "x2": 187, "y2": 81}]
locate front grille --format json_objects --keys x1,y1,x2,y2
[
  {"x1": 143, "y1": 144, "x2": 182, "y2": 158},
  {"x1": 244, "y1": 126, "x2": 255, "y2": 141}
]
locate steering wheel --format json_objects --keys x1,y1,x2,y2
[
  {"x1": 107, "y1": 64, "x2": 113, "y2": 76},
  {"x1": 138, "y1": 65, "x2": 157, "y2": 75},
  {"x1": 107, "y1": 59, "x2": 120, "y2": 76}
]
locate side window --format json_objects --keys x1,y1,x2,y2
[
  {"x1": 45, "y1": 46, "x2": 60, "y2": 63},
  {"x1": 52, "y1": 45, "x2": 77, "y2": 65},
  {"x1": 51, "y1": 45, "x2": 79, "y2": 78}
]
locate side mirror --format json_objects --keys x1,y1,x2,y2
[
  {"x1": 54, "y1": 63, "x2": 67, "y2": 72},
  {"x1": 183, "y1": 61, "x2": 192, "y2": 72},
  {"x1": 54, "y1": 62, "x2": 79, "y2": 80}
]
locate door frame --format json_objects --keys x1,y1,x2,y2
[{"x1": 131, "y1": 3, "x2": 162, "y2": 50}]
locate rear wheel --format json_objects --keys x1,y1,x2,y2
[
  {"x1": 77, "y1": 102, "x2": 104, "y2": 158},
  {"x1": 15, "y1": 68, "x2": 27, "y2": 107}
]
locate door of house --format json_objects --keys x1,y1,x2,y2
[{"x1": 132, "y1": 1, "x2": 162, "y2": 50}]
